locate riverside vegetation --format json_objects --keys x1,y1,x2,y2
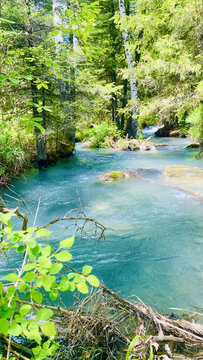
[{"x1": 0, "y1": 0, "x2": 203, "y2": 359}]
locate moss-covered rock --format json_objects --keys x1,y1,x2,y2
[
  {"x1": 98, "y1": 171, "x2": 128, "y2": 182},
  {"x1": 47, "y1": 140, "x2": 75, "y2": 162}
]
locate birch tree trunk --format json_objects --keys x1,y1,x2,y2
[
  {"x1": 52, "y1": 0, "x2": 63, "y2": 52},
  {"x1": 118, "y1": 0, "x2": 138, "y2": 137}
]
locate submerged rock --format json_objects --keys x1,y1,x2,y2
[
  {"x1": 163, "y1": 165, "x2": 203, "y2": 186},
  {"x1": 98, "y1": 171, "x2": 128, "y2": 182}
]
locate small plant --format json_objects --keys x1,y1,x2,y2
[
  {"x1": 0, "y1": 212, "x2": 100, "y2": 359},
  {"x1": 89, "y1": 121, "x2": 122, "y2": 148}
]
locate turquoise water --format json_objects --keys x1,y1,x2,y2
[{"x1": 1, "y1": 138, "x2": 203, "y2": 314}]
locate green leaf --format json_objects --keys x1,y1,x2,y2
[
  {"x1": 40, "y1": 321, "x2": 56, "y2": 337},
  {"x1": 0, "y1": 318, "x2": 9, "y2": 335},
  {"x1": 27, "y1": 330, "x2": 41, "y2": 345},
  {"x1": 38, "y1": 256, "x2": 52, "y2": 270},
  {"x1": 82, "y1": 265, "x2": 92, "y2": 275},
  {"x1": 36, "y1": 308, "x2": 53, "y2": 322},
  {"x1": 6, "y1": 286, "x2": 16, "y2": 298},
  {"x1": 32, "y1": 117, "x2": 42, "y2": 122},
  {"x1": 45, "y1": 59, "x2": 52, "y2": 66},
  {"x1": 67, "y1": 272, "x2": 75, "y2": 280},
  {"x1": 49, "y1": 289, "x2": 58, "y2": 301},
  {"x1": 41, "y1": 245, "x2": 52, "y2": 257},
  {"x1": 20, "y1": 304, "x2": 32, "y2": 316},
  {"x1": 58, "y1": 280, "x2": 70, "y2": 292},
  {"x1": 18, "y1": 282, "x2": 27, "y2": 293},
  {"x1": 0, "y1": 75, "x2": 6, "y2": 81},
  {"x1": 52, "y1": 29, "x2": 60, "y2": 36},
  {"x1": 86, "y1": 275, "x2": 100, "y2": 287},
  {"x1": 27, "y1": 238, "x2": 37, "y2": 249},
  {"x1": 50, "y1": 263, "x2": 63, "y2": 275},
  {"x1": 23, "y1": 263, "x2": 35, "y2": 271},
  {"x1": 53, "y1": 62, "x2": 60, "y2": 69},
  {"x1": 42, "y1": 275, "x2": 55, "y2": 291},
  {"x1": 60, "y1": 236, "x2": 74, "y2": 248},
  {"x1": 3, "y1": 273, "x2": 19, "y2": 282},
  {"x1": 0, "y1": 17, "x2": 15, "y2": 24},
  {"x1": 76, "y1": 282, "x2": 89, "y2": 294},
  {"x1": 125, "y1": 335, "x2": 141, "y2": 360},
  {"x1": 26, "y1": 122, "x2": 34, "y2": 134},
  {"x1": 8, "y1": 322, "x2": 22, "y2": 336},
  {"x1": 17, "y1": 245, "x2": 26, "y2": 253},
  {"x1": 36, "y1": 228, "x2": 52, "y2": 238},
  {"x1": 0, "y1": 212, "x2": 16, "y2": 224},
  {"x1": 28, "y1": 322, "x2": 39, "y2": 333},
  {"x1": 55, "y1": 250, "x2": 72, "y2": 262},
  {"x1": 150, "y1": 345, "x2": 154, "y2": 360},
  {"x1": 9, "y1": 78, "x2": 19, "y2": 84},
  {"x1": 23, "y1": 271, "x2": 36, "y2": 282},
  {"x1": 32, "y1": 291, "x2": 43, "y2": 304}
]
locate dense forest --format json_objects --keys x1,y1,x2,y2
[
  {"x1": 0, "y1": 0, "x2": 203, "y2": 359},
  {"x1": 0, "y1": 0, "x2": 202, "y2": 183}
]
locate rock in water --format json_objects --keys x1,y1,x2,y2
[
  {"x1": 163, "y1": 165, "x2": 203, "y2": 187},
  {"x1": 186, "y1": 143, "x2": 200, "y2": 149},
  {"x1": 98, "y1": 171, "x2": 127, "y2": 182}
]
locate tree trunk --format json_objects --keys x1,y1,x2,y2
[
  {"x1": 52, "y1": 0, "x2": 63, "y2": 52},
  {"x1": 199, "y1": 101, "x2": 203, "y2": 157},
  {"x1": 110, "y1": 0, "x2": 120, "y2": 128},
  {"x1": 118, "y1": 0, "x2": 138, "y2": 137},
  {"x1": 121, "y1": 79, "x2": 127, "y2": 130},
  {"x1": 25, "y1": 0, "x2": 47, "y2": 164}
]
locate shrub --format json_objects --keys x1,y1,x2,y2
[
  {"x1": 0, "y1": 212, "x2": 100, "y2": 359},
  {"x1": 89, "y1": 121, "x2": 122, "y2": 148}
]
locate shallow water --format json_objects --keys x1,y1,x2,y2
[{"x1": 1, "y1": 138, "x2": 203, "y2": 314}]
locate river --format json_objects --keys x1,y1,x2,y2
[{"x1": 1, "y1": 137, "x2": 203, "y2": 314}]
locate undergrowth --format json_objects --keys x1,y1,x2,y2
[{"x1": 88, "y1": 122, "x2": 123, "y2": 148}]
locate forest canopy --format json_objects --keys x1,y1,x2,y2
[{"x1": 0, "y1": 0, "x2": 202, "y2": 181}]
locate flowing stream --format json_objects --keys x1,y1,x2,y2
[{"x1": 1, "y1": 137, "x2": 203, "y2": 314}]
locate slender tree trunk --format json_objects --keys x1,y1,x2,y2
[
  {"x1": 110, "y1": 1, "x2": 120, "y2": 128},
  {"x1": 121, "y1": 79, "x2": 127, "y2": 130},
  {"x1": 25, "y1": 0, "x2": 47, "y2": 164},
  {"x1": 199, "y1": 101, "x2": 203, "y2": 157},
  {"x1": 118, "y1": 0, "x2": 138, "y2": 137},
  {"x1": 52, "y1": 0, "x2": 63, "y2": 52},
  {"x1": 52, "y1": 0, "x2": 75, "y2": 145},
  {"x1": 31, "y1": 83, "x2": 47, "y2": 165}
]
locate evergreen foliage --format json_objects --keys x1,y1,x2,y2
[{"x1": 0, "y1": 0, "x2": 203, "y2": 185}]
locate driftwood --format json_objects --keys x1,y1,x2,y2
[{"x1": 16, "y1": 284, "x2": 203, "y2": 359}]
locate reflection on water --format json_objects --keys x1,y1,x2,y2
[{"x1": 1, "y1": 138, "x2": 203, "y2": 313}]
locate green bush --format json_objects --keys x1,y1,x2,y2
[
  {"x1": 0, "y1": 212, "x2": 100, "y2": 359},
  {"x1": 0, "y1": 121, "x2": 34, "y2": 180},
  {"x1": 89, "y1": 121, "x2": 122, "y2": 148}
]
